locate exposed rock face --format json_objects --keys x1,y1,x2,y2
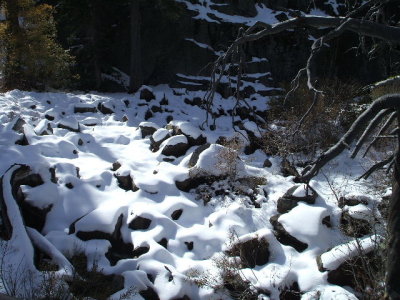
[{"x1": 97, "y1": 0, "x2": 390, "y2": 93}]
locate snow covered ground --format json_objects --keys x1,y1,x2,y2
[{"x1": 0, "y1": 87, "x2": 388, "y2": 299}]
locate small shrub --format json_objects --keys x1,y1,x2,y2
[{"x1": 264, "y1": 78, "x2": 364, "y2": 158}]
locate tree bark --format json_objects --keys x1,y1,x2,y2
[
  {"x1": 129, "y1": 0, "x2": 142, "y2": 93},
  {"x1": 386, "y1": 111, "x2": 400, "y2": 299}
]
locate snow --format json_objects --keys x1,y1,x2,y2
[
  {"x1": 0, "y1": 86, "x2": 386, "y2": 299},
  {"x1": 152, "y1": 128, "x2": 170, "y2": 143}
]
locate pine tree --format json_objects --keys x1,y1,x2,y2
[{"x1": 0, "y1": 0, "x2": 74, "y2": 90}]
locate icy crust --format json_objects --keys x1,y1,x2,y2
[{"x1": 0, "y1": 87, "x2": 383, "y2": 299}]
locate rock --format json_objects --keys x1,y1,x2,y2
[
  {"x1": 74, "y1": 104, "x2": 97, "y2": 113},
  {"x1": 188, "y1": 143, "x2": 211, "y2": 167},
  {"x1": 263, "y1": 159, "x2": 272, "y2": 168},
  {"x1": 160, "y1": 135, "x2": 189, "y2": 157},
  {"x1": 160, "y1": 94, "x2": 168, "y2": 105},
  {"x1": 58, "y1": 116, "x2": 80, "y2": 132},
  {"x1": 133, "y1": 245, "x2": 150, "y2": 258},
  {"x1": 340, "y1": 210, "x2": 372, "y2": 237},
  {"x1": 338, "y1": 195, "x2": 369, "y2": 208},
  {"x1": 0, "y1": 165, "x2": 48, "y2": 239},
  {"x1": 280, "y1": 158, "x2": 300, "y2": 178},
  {"x1": 279, "y1": 282, "x2": 301, "y2": 300},
  {"x1": 114, "y1": 173, "x2": 139, "y2": 192},
  {"x1": 129, "y1": 216, "x2": 152, "y2": 230},
  {"x1": 277, "y1": 185, "x2": 317, "y2": 214},
  {"x1": 158, "y1": 238, "x2": 168, "y2": 249},
  {"x1": 226, "y1": 236, "x2": 270, "y2": 268},
  {"x1": 270, "y1": 215, "x2": 308, "y2": 252},
  {"x1": 139, "y1": 287, "x2": 160, "y2": 300},
  {"x1": 184, "y1": 241, "x2": 194, "y2": 251},
  {"x1": 140, "y1": 88, "x2": 156, "y2": 102},
  {"x1": 167, "y1": 121, "x2": 207, "y2": 146},
  {"x1": 111, "y1": 161, "x2": 122, "y2": 171},
  {"x1": 139, "y1": 121, "x2": 160, "y2": 138},
  {"x1": 171, "y1": 209, "x2": 183, "y2": 220},
  {"x1": 97, "y1": 101, "x2": 115, "y2": 114},
  {"x1": 316, "y1": 235, "x2": 381, "y2": 289},
  {"x1": 150, "y1": 128, "x2": 171, "y2": 152},
  {"x1": 12, "y1": 117, "x2": 26, "y2": 133}
]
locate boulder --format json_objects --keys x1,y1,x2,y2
[
  {"x1": 97, "y1": 101, "x2": 115, "y2": 114},
  {"x1": 129, "y1": 216, "x2": 152, "y2": 230},
  {"x1": 167, "y1": 121, "x2": 207, "y2": 146},
  {"x1": 316, "y1": 235, "x2": 382, "y2": 288},
  {"x1": 58, "y1": 116, "x2": 80, "y2": 132},
  {"x1": 171, "y1": 209, "x2": 183, "y2": 220},
  {"x1": 270, "y1": 215, "x2": 308, "y2": 252},
  {"x1": 160, "y1": 135, "x2": 189, "y2": 157},
  {"x1": 139, "y1": 122, "x2": 160, "y2": 138},
  {"x1": 150, "y1": 128, "x2": 171, "y2": 152},
  {"x1": 188, "y1": 143, "x2": 211, "y2": 167},
  {"x1": 140, "y1": 87, "x2": 156, "y2": 102},
  {"x1": 74, "y1": 104, "x2": 97, "y2": 113},
  {"x1": 277, "y1": 185, "x2": 317, "y2": 214},
  {"x1": 114, "y1": 173, "x2": 139, "y2": 192}
]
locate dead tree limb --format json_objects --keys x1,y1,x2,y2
[
  {"x1": 300, "y1": 94, "x2": 400, "y2": 182},
  {"x1": 363, "y1": 111, "x2": 397, "y2": 157},
  {"x1": 351, "y1": 108, "x2": 394, "y2": 158}
]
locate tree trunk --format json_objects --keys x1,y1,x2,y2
[
  {"x1": 386, "y1": 111, "x2": 400, "y2": 299},
  {"x1": 129, "y1": 0, "x2": 142, "y2": 93}
]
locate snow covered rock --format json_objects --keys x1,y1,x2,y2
[
  {"x1": 340, "y1": 207, "x2": 372, "y2": 237},
  {"x1": 176, "y1": 144, "x2": 252, "y2": 192},
  {"x1": 74, "y1": 103, "x2": 97, "y2": 114},
  {"x1": 160, "y1": 135, "x2": 189, "y2": 158},
  {"x1": 338, "y1": 194, "x2": 370, "y2": 208},
  {"x1": 167, "y1": 121, "x2": 207, "y2": 146},
  {"x1": 150, "y1": 128, "x2": 171, "y2": 152},
  {"x1": 270, "y1": 214, "x2": 308, "y2": 252},
  {"x1": 277, "y1": 184, "x2": 317, "y2": 214},
  {"x1": 129, "y1": 216, "x2": 152, "y2": 230},
  {"x1": 97, "y1": 100, "x2": 115, "y2": 114},
  {"x1": 140, "y1": 87, "x2": 156, "y2": 102},
  {"x1": 114, "y1": 172, "x2": 139, "y2": 192},
  {"x1": 58, "y1": 116, "x2": 80, "y2": 132},
  {"x1": 317, "y1": 235, "x2": 382, "y2": 288},
  {"x1": 187, "y1": 143, "x2": 211, "y2": 167},
  {"x1": 34, "y1": 119, "x2": 53, "y2": 135},
  {"x1": 139, "y1": 121, "x2": 160, "y2": 138},
  {"x1": 302, "y1": 286, "x2": 358, "y2": 300},
  {"x1": 1, "y1": 165, "x2": 48, "y2": 237}
]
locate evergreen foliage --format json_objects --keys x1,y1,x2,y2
[{"x1": 0, "y1": 0, "x2": 74, "y2": 91}]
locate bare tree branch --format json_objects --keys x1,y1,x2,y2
[
  {"x1": 351, "y1": 108, "x2": 394, "y2": 158},
  {"x1": 301, "y1": 94, "x2": 400, "y2": 182},
  {"x1": 357, "y1": 153, "x2": 395, "y2": 180},
  {"x1": 363, "y1": 111, "x2": 397, "y2": 157}
]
